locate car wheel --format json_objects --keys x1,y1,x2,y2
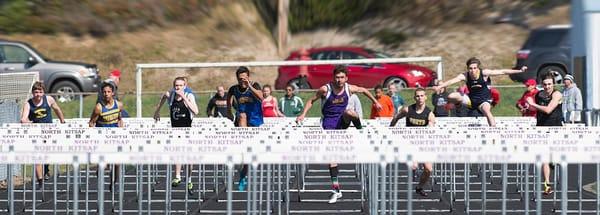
[
  {"x1": 50, "y1": 81, "x2": 81, "y2": 103},
  {"x1": 289, "y1": 78, "x2": 311, "y2": 90},
  {"x1": 538, "y1": 65, "x2": 566, "y2": 84},
  {"x1": 384, "y1": 77, "x2": 408, "y2": 89}
]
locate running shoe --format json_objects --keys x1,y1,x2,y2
[
  {"x1": 416, "y1": 187, "x2": 428, "y2": 197},
  {"x1": 412, "y1": 169, "x2": 418, "y2": 181},
  {"x1": 187, "y1": 182, "x2": 195, "y2": 196},
  {"x1": 171, "y1": 178, "x2": 181, "y2": 187},
  {"x1": 238, "y1": 177, "x2": 248, "y2": 191},
  {"x1": 36, "y1": 179, "x2": 43, "y2": 190},
  {"x1": 44, "y1": 173, "x2": 51, "y2": 181},
  {"x1": 328, "y1": 190, "x2": 343, "y2": 204},
  {"x1": 543, "y1": 185, "x2": 554, "y2": 195}
]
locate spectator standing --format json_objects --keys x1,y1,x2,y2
[
  {"x1": 370, "y1": 85, "x2": 395, "y2": 119},
  {"x1": 562, "y1": 74, "x2": 583, "y2": 123},
  {"x1": 516, "y1": 79, "x2": 538, "y2": 117},
  {"x1": 206, "y1": 85, "x2": 228, "y2": 117},
  {"x1": 431, "y1": 81, "x2": 450, "y2": 117},
  {"x1": 261, "y1": 85, "x2": 284, "y2": 117},
  {"x1": 279, "y1": 84, "x2": 304, "y2": 117},
  {"x1": 387, "y1": 83, "x2": 405, "y2": 114}
]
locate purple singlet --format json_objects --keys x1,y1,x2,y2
[{"x1": 321, "y1": 83, "x2": 350, "y2": 129}]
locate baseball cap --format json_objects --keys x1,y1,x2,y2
[
  {"x1": 564, "y1": 74, "x2": 574, "y2": 82},
  {"x1": 110, "y1": 69, "x2": 121, "y2": 78},
  {"x1": 524, "y1": 79, "x2": 536, "y2": 86}
]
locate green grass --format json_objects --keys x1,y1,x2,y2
[{"x1": 58, "y1": 86, "x2": 526, "y2": 119}]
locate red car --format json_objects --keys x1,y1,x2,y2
[{"x1": 275, "y1": 46, "x2": 436, "y2": 90}]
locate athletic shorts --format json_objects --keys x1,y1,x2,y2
[
  {"x1": 462, "y1": 94, "x2": 492, "y2": 110},
  {"x1": 322, "y1": 116, "x2": 344, "y2": 130}
]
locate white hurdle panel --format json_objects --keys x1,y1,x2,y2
[{"x1": 1, "y1": 118, "x2": 600, "y2": 214}]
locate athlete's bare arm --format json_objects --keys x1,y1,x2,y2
[
  {"x1": 47, "y1": 96, "x2": 65, "y2": 123},
  {"x1": 526, "y1": 91, "x2": 563, "y2": 114},
  {"x1": 20, "y1": 101, "x2": 31, "y2": 123},
  {"x1": 273, "y1": 98, "x2": 285, "y2": 117},
  {"x1": 88, "y1": 103, "x2": 102, "y2": 127},
  {"x1": 226, "y1": 87, "x2": 235, "y2": 122},
  {"x1": 117, "y1": 101, "x2": 124, "y2": 127},
  {"x1": 434, "y1": 73, "x2": 466, "y2": 91},
  {"x1": 153, "y1": 91, "x2": 170, "y2": 122},
  {"x1": 178, "y1": 90, "x2": 199, "y2": 115},
  {"x1": 296, "y1": 86, "x2": 327, "y2": 123},
  {"x1": 389, "y1": 106, "x2": 409, "y2": 126},
  {"x1": 482, "y1": 66, "x2": 527, "y2": 76},
  {"x1": 246, "y1": 80, "x2": 264, "y2": 101},
  {"x1": 428, "y1": 112, "x2": 436, "y2": 127}
]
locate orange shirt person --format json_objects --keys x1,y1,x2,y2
[{"x1": 370, "y1": 85, "x2": 395, "y2": 119}]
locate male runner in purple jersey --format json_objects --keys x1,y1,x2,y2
[{"x1": 296, "y1": 65, "x2": 382, "y2": 203}]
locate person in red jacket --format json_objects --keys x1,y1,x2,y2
[{"x1": 516, "y1": 79, "x2": 538, "y2": 117}]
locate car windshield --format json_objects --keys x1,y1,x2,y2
[
  {"x1": 524, "y1": 29, "x2": 568, "y2": 48},
  {"x1": 365, "y1": 49, "x2": 391, "y2": 58}
]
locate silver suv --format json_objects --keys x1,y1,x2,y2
[{"x1": 0, "y1": 40, "x2": 100, "y2": 101}]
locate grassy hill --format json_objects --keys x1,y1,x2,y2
[
  {"x1": 0, "y1": 0, "x2": 570, "y2": 117},
  {"x1": 1, "y1": 0, "x2": 570, "y2": 91}
]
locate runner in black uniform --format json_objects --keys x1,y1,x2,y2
[
  {"x1": 526, "y1": 72, "x2": 563, "y2": 195},
  {"x1": 153, "y1": 77, "x2": 199, "y2": 195},
  {"x1": 434, "y1": 57, "x2": 527, "y2": 126},
  {"x1": 20, "y1": 81, "x2": 66, "y2": 187},
  {"x1": 390, "y1": 88, "x2": 435, "y2": 197}
]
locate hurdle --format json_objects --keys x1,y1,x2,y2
[{"x1": 2, "y1": 118, "x2": 600, "y2": 214}]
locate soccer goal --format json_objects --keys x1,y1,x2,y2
[
  {"x1": 0, "y1": 71, "x2": 38, "y2": 180},
  {"x1": 134, "y1": 57, "x2": 443, "y2": 117},
  {"x1": 0, "y1": 72, "x2": 39, "y2": 123}
]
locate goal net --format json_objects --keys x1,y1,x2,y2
[
  {"x1": 0, "y1": 71, "x2": 39, "y2": 124},
  {"x1": 0, "y1": 72, "x2": 38, "y2": 180},
  {"x1": 134, "y1": 57, "x2": 443, "y2": 117}
]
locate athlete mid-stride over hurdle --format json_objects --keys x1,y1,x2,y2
[
  {"x1": 296, "y1": 65, "x2": 382, "y2": 204},
  {"x1": 434, "y1": 57, "x2": 527, "y2": 126}
]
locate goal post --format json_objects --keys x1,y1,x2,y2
[
  {"x1": 0, "y1": 72, "x2": 39, "y2": 100},
  {"x1": 0, "y1": 71, "x2": 38, "y2": 180},
  {"x1": 135, "y1": 57, "x2": 443, "y2": 118},
  {"x1": 0, "y1": 71, "x2": 39, "y2": 122}
]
